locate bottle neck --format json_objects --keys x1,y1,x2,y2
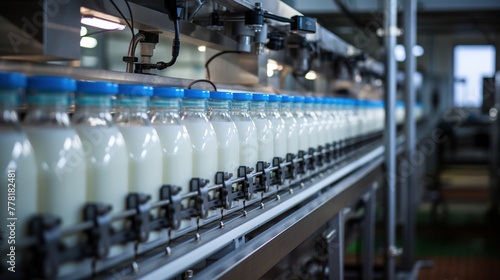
[
  {"x1": 151, "y1": 97, "x2": 181, "y2": 112},
  {"x1": 280, "y1": 102, "x2": 292, "y2": 111},
  {"x1": 24, "y1": 91, "x2": 71, "y2": 127},
  {"x1": 209, "y1": 99, "x2": 230, "y2": 111},
  {"x1": 231, "y1": 100, "x2": 250, "y2": 112},
  {"x1": 250, "y1": 100, "x2": 267, "y2": 112},
  {"x1": 116, "y1": 95, "x2": 149, "y2": 112},
  {"x1": 0, "y1": 89, "x2": 20, "y2": 125},
  {"x1": 292, "y1": 102, "x2": 304, "y2": 111},
  {"x1": 267, "y1": 101, "x2": 280, "y2": 112},
  {"x1": 74, "y1": 95, "x2": 113, "y2": 114},
  {"x1": 182, "y1": 98, "x2": 207, "y2": 112}
]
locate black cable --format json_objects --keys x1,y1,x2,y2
[
  {"x1": 205, "y1": 50, "x2": 242, "y2": 80},
  {"x1": 188, "y1": 79, "x2": 217, "y2": 91},
  {"x1": 110, "y1": 0, "x2": 134, "y2": 38},
  {"x1": 124, "y1": 0, "x2": 135, "y2": 36}
]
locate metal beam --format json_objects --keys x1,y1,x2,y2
[
  {"x1": 383, "y1": 0, "x2": 398, "y2": 279},
  {"x1": 402, "y1": 0, "x2": 417, "y2": 271}
]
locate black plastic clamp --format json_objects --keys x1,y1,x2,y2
[
  {"x1": 159, "y1": 185, "x2": 182, "y2": 230},
  {"x1": 255, "y1": 161, "x2": 271, "y2": 193},
  {"x1": 126, "y1": 193, "x2": 151, "y2": 243},
  {"x1": 190, "y1": 178, "x2": 210, "y2": 219},
  {"x1": 296, "y1": 150, "x2": 307, "y2": 175},
  {"x1": 28, "y1": 215, "x2": 62, "y2": 279},
  {"x1": 215, "y1": 172, "x2": 237, "y2": 209},
  {"x1": 238, "y1": 166, "x2": 255, "y2": 200},
  {"x1": 306, "y1": 148, "x2": 316, "y2": 170},
  {"x1": 323, "y1": 143, "x2": 332, "y2": 164},
  {"x1": 83, "y1": 203, "x2": 112, "y2": 259},
  {"x1": 273, "y1": 157, "x2": 285, "y2": 185},
  {"x1": 285, "y1": 153, "x2": 297, "y2": 179}
]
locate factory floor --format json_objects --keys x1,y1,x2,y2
[
  {"x1": 415, "y1": 164, "x2": 500, "y2": 279},
  {"x1": 344, "y1": 164, "x2": 500, "y2": 279}
]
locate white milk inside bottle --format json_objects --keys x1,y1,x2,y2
[
  {"x1": 181, "y1": 89, "x2": 218, "y2": 182},
  {"x1": 280, "y1": 96, "x2": 298, "y2": 155},
  {"x1": 115, "y1": 85, "x2": 162, "y2": 202},
  {"x1": 303, "y1": 97, "x2": 319, "y2": 148},
  {"x1": 151, "y1": 87, "x2": 193, "y2": 194},
  {"x1": 0, "y1": 72, "x2": 37, "y2": 249},
  {"x1": 73, "y1": 81, "x2": 128, "y2": 216},
  {"x1": 23, "y1": 76, "x2": 86, "y2": 239},
  {"x1": 230, "y1": 92, "x2": 258, "y2": 168},
  {"x1": 322, "y1": 98, "x2": 335, "y2": 145},
  {"x1": 268, "y1": 95, "x2": 287, "y2": 159},
  {"x1": 250, "y1": 94, "x2": 274, "y2": 163},
  {"x1": 293, "y1": 96, "x2": 309, "y2": 151},
  {"x1": 208, "y1": 91, "x2": 240, "y2": 176},
  {"x1": 313, "y1": 97, "x2": 327, "y2": 147}
]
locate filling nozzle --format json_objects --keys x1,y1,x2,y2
[{"x1": 254, "y1": 23, "x2": 268, "y2": 55}]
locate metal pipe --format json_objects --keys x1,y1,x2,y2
[
  {"x1": 402, "y1": 0, "x2": 417, "y2": 271},
  {"x1": 383, "y1": 0, "x2": 397, "y2": 278},
  {"x1": 126, "y1": 33, "x2": 146, "y2": 73}
]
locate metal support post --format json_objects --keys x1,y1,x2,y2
[
  {"x1": 328, "y1": 211, "x2": 345, "y2": 280},
  {"x1": 402, "y1": 0, "x2": 417, "y2": 271},
  {"x1": 383, "y1": 0, "x2": 398, "y2": 278},
  {"x1": 363, "y1": 183, "x2": 377, "y2": 280},
  {"x1": 490, "y1": 72, "x2": 500, "y2": 214}
]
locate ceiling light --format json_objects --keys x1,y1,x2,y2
[
  {"x1": 80, "y1": 26, "x2": 87, "y2": 36},
  {"x1": 80, "y1": 37, "x2": 98, "y2": 48},
  {"x1": 198, "y1": 45, "x2": 207, "y2": 52},
  {"x1": 81, "y1": 16, "x2": 126, "y2": 30},
  {"x1": 305, "y1": 70, "x2": 317, "y2": 80}
]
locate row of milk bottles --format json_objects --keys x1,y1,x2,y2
[{"x1": 0, "y1": 72, "x2": 389, "y2": 242}]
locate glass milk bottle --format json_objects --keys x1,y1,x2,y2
[
  {"x1": 303, "y1": 97, "x2": 319, "y2": 149},
  {"x1": 280, "y1": 96, "x2": 298, "y2": 155},
  {"x1": 115, "y1": 84, "x2": 162, "y2": 202},
  {"x1": 322, "y1": 98, "x2": 335, "y2": 145},
  {"x1": 23, "y1": 76, "x2": 86, "y2": 233},
  {"x1": 0, "y1": 72, "x2": 37, "y2": 244},
  {"x1": 250, "y1": 94, "x2": 274, "y2": 163},
  {"x1": 230, "y1": 92, "x2": 258, "y2": 168},
  {"x1": 313, "y1": 97, "x2": 327, "y2": 147},
  {"x1": 268, "y1": 95, "x2": 287, "y2": 159},
  {"x1": 208, "y1": 91, "x2": 240, "y2": 176},
  {"x1": 72, "y1": 81, "x2": 128, "y2": 216},
  {"x1": 181, "y1": 89, "x2": 218, "y2": 182},
  {"x1": 293, "y1": 96, "x2": 309, "y2": 151},
  {"x1": 150, "y1": 87, "x2": 193, "y2": 193}
]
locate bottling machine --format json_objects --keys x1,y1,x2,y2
[{"x1": 0, "y1": 0, "x2": 428, "y2": 279}]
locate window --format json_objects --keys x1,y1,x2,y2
[{"x1": 453, "y1": 45, "x2": 496, "y2": 107}]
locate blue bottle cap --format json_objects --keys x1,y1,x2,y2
[
  {"x1": 269, "y1": 95, "x2": 282, "y2": 102},
  {"x1": 252, "y1": 93, "x2": 269, "y2": 101},
  {"x1": 210, "y1": 91, "x2": 233, "y2": 100},
  {"x1": 77, "y1": 80, "x2": 118, "y2": 95},
  {"x1": 281, "y1": 95, "x2": 294, "y2": 102},
  {"x1": 27, "y1": 75, "x2": 76, "y2": 92},
  {"x1": 293, "y1": 96, "x2": 305, "y2": 102},
  {"x1": 0, "y1": 72, "x2": 26, "y2": 89},
  {"x1": 154, "y1": 87, "x2": 184, "y2": 98},
  {"x1": 304, "y1": 97, "x2": 315, "y2": 103},
  {"x1": 119, "y1": 84, "x2": 153, "y2": 96},
  {"x1": 184, "y1": 88, "x2": 210, "y2": 99},
  {"x1": 233, "y1": 92, "x2": 253, "y2": 101}
]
